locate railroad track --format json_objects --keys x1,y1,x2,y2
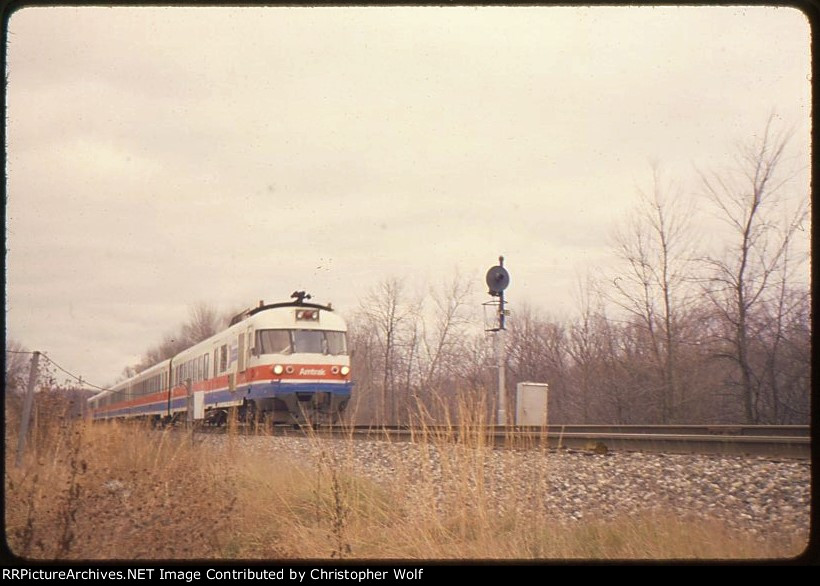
[{"x1": 193, "y1": 423, "x2": 811, "y2": 459}]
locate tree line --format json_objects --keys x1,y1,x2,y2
[{"x1": 347, "y1": 118, "x2": 809, "y2": 425}]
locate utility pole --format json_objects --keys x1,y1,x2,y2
[{"x1": 16, "y1": 351, "x2": 40, "y2": 467}]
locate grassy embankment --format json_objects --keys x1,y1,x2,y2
[{"x1": 4, "y1": 397, "x2": 807, "y2": 560}]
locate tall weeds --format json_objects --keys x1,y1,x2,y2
[{"x1": 5, "y1": 394, "x2": 805, "y2": 560}]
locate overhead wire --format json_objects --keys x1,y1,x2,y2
[
  {"x1": 39, "y1": 353, "x2": 111, "y2": 391},
  {"x1": 5, "y1": 349, "x2": 111, "y2": 392}
]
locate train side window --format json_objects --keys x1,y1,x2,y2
[
  {"x1": 204, "y1": 354, "x2": 209, "y2": 380},
  {"x1": 220, "y1": 345, "x2": 227, "y2": 373}
]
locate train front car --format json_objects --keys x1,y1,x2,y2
[{"x1": 236, "y1": 300, "x2": 352, "y2": 425}]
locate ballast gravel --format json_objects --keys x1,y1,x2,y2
[{"x1": 207, "y1": 434, "x2": 810, "y2": 543}]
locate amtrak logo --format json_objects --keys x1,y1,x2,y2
[{"x1": 299, "y1": 368, "x2": 326, "y2": 376}]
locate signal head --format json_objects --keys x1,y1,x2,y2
[{"x1": 486, "y1": 265, "x2": 510, "y2": 295}]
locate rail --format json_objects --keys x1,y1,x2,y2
[{"x1": 289, "y1": 424, "x2": 811, "y2": 459}]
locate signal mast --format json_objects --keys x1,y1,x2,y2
[{"x1": 485, "y1": 256, "x2": 510, "y2": 425}]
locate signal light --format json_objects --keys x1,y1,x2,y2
[
  {"x1": 272, "y1": 365, "x2": 284, "y2": 375},
  {"x1": 340, "y1": 366, "x2": 350, "y2": 376},
  {"x1": 296, "y1": 309, "x2": 319, "y2": 321}
]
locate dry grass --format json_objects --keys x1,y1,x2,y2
[{"x1": 4, "y1": 397, "x2": 808, "y2": 561}]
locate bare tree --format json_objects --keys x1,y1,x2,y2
[
  {"x1": 181, "y1": 302, "x2": 223, "y2": 345},
  {"x1": 504, "y1": 303, "x2": 569, "y2": 423},
  {"x1": 609, "y1": 164, "x2": 696, "y2": 422},
  {"x1": 752, "y1": 216, "x2": 810, "y2": 423},
  {"x1": 566, "y1": 275, "x2": 606, "y2": 422},
  {"x1": 129, "y1": 302, "x2": 226, "y2": 375},
  {"x1": 346, "y1": 316, "x2": 380, "y2": 424},
  {"x1": 4, "y1": 339, "x2": 31, "y2": 394},
  {"x1": 357, "y1": 278, "x2": 419, "y2": 424},
  {"x1": 418, "y1": 275, "x2": 474, "y2": 398},
  {"x1": 698, "y1": 115, "x2": 808, "y2": 423}
]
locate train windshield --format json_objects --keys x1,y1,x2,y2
[
  {"x1": 257, "y1": 330, "x2": 292, "y2": 355},
  {"x1": 292, "y1": 330, "x2": 323, "y2": 354},
  {"x1": 325, "y1": 331, "x2": 347, "y2": 355},
  {"x1": 256, "y1": 329, "x2": 348, "y2": 356}
]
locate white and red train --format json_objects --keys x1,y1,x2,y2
[{"x1": 87, "y1": 293, "x2": 352, "y2": 425}]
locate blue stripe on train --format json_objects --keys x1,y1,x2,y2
[{"x1": 95, "y1": 380, "x2": 353, "y2": 419}]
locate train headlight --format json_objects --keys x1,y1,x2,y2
[
  {"x1": 272, "y1": 364, "x2": 284, "y2": 375},
  {"x1": 296, "y1": 309, "x2": 319, "y2": 321},
  {"x1": 340, "y1": 366, "x2": 350, "y2": 376}
]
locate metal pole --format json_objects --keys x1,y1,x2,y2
[
  {"x1": 16, "y1": 351, "x2": 40, "y2": 467},
  {"x1": 497, "y1": 256, "x2": 506, "y2": 426},
  {"x1": 497, "y1": 330, "x2": 506, "y2": 426}
]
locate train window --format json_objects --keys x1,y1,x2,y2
[
  {"x1": 220, "y1": 345, "x2": 228, "y2": 373},
  {"x1": 204, "y1": 354, "x2": 209, "y2": 380},
  {"x1": 325, "y1": 331, "x2": 348, "y2": 355},
  {"x1": 292, "y1": 330, "x2": 324, "y2": 354},
  {"x1": 256, "y1": 330, "x2": 292, "y2": 355}
]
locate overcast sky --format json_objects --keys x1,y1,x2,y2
[{"x1": 5, "y1": 6, "x2": 811, "y2": 388}]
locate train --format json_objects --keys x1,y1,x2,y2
[{"x1": 87, "y1": 292, "x2": 352, "y2": 426}]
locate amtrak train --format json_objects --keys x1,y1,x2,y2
[{"x1": 87, "y1": 293, "x2": 352, "y2": 425}]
